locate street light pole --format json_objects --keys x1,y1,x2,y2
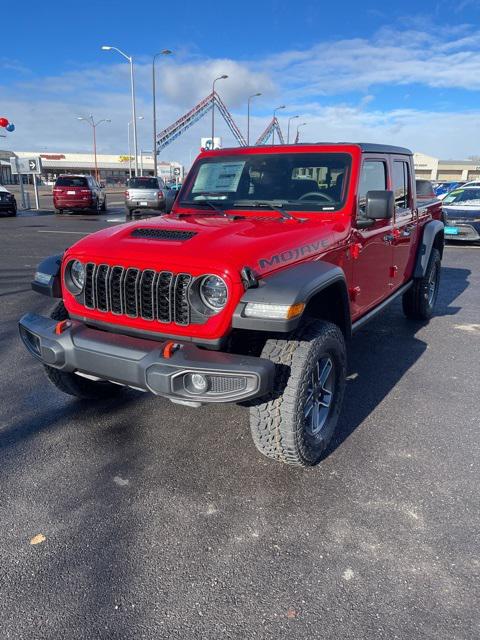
[
  {"x1": 127, "y1": 116, "x2": 144, "y2": 179},
  {"x1": 102, "y1": 45, "x2": 139, "y2": 175},
  {"x1": 211, "y1": 75, "x2": 228, "y2": 149},
  {"x1": 247, "y1": 92, "x2": 261, "y2": 146},
  {"x1": 272, "y1": 105, "x2": 286, "y2": 145},
  {"x1": 296, "y1": 122, "x2": 307, "y2": 143},
  {"x1": 152, "y1": 49, "x2": 172, "y2": 177},
  {"x1": 287, "y1": 115, "x2": 299, "y2": 144},
  {"x1": 77, "y1": 116, "x2": 110, "y2": 181}
]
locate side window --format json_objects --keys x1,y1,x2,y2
[
  {"x1": 393, "y1": 161, "x2": 411, "y2": 210},
  {"x1": 358, "y1": 160, "x2": 387, "y2": 214}
]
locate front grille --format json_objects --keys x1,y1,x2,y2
[
  {"x1": 82, "y1": 262, "x2": 195, "y2": 325},
  {"x1": 131, "y1": 228, "x2": 197, "y2": 241}
]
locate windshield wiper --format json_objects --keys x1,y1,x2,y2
[
  {"x1": 232, "y1": 200, "x2": 300, "y2": 222},
  {"x1": 179, "y1": 199, "x2": 225, "y2": 213}
]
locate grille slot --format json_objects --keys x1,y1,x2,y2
[
  {"x1": 174, "y1": 274, "x2": 192, "y2": 325},
  {"x1": 79, "y1": 263, "x2": 199, "y2": 325},
  {"x1": 139, "y1": 270, "x2": 157, "y2": 320},
  {"x1": 131, "y1": 228, "x2": 197, "y2": 241},
  {"x1": 124, "y1": 268, "x2": 140, "y2": 317},
  {"x1": 84, "y1": 263, "x2": 96, "y2": 309},
  {"x1": 109, "y1": 266, "x2": 124, "y2": 314},
  {"x1": 95, "y1": 264, "x2": 110, "y2": 312},
  {"x1": 156, "y1": 271, "x2": 173, "y2": 323}
]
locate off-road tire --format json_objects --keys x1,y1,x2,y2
[
  {"x1": 249, "y1": 321, "x2": 346, "y2": 467},
  {"x1": 43, "y1": 302, "x2": 124, "y2": 400},
  {"x1": 402, "y1": 248, "x2": 441, "y2": 321}
]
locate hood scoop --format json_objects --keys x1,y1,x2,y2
[{"x1": 131, "y1": 228, "x2": 197, "y2": 241}]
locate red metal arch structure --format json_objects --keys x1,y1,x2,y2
[{"x1": 156, "y1": 92, "x2": 285, "y2": 152}]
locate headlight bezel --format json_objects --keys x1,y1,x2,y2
[
  {"x1": 189, "y1": 274, "x2": 229, "y2": 316},
  {"x1": 65, "y1": 259, "x2": 85, "y2": 295}
]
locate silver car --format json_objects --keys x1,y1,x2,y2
[{"x1": 125, "y1": 177, "x2": 175, "y2": 217}]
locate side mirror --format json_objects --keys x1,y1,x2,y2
[{"x1": 365, "y1": 190, "x2": 394, "y2": 220}]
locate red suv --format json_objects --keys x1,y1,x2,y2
[{"x1": 53, "y1": 175, "x2": 107, "y2": 214}]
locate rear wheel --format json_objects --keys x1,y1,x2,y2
[
  {"x1": 43, "y1": 302, "x2": 125, "y2": 400},
  {"x1": 55, "y1": 209, "x2": 64, "y2": 215},
  {"x1": 249, "y1": 321, "x2": 346, "y2": 467},
  {"x1": 402, "y1": 248, "x2": 441, "y2": 321}
]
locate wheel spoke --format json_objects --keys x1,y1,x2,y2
[
  {"x1": 319, "y1": 390, "x2": 332, "y2": 408},
  {"x1": 319, "y1": 358, "x2": 333, "y2": 387},
  {"x1": 312, "y1": 402, "x2": 320, "y2": 433}
]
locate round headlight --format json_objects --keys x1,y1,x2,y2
[
  {"x1": 199, "y1": 275, "x2": 228, "y2": 311},
  {"x1": 70, "y1": 260, "x2": 85, "y2": 291}
]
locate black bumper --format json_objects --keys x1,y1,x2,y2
[
  {"x1": 444, "y1": 220, "x2": 480, "y2": 241},
  {"x1": 19, "y1": 314, "x2": 274, "y2": 406}
]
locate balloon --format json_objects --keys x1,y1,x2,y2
[
  {"x1": 6, "y1": 123, "x2": 15, "y2": 132},
  {"x1": 0, "y1": 117, "x2": 9, "y2": 127}
]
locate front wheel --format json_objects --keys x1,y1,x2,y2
[
  {"x1": 402, "y1": 248, "x2": 441, "y2": 321},
  {"x1": 43, "y1": 302, "x2": 125, "y2": 400},
  {"x1": 101, "y1": 196, "x2": 107, "y2": 211},
  {"x1": 249, "y1": 321, "x2": 346, "y2": 467}
]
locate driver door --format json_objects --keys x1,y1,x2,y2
[{"x1": 350, "y1": 156, "x2": 393, "y2": 319}]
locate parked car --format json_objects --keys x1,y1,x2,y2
[
  {"x1": 21, "y1": 143, "x2": 444, "y2": 468},
  {"x1": 433, "y1": 181, "x2": 466, "y2": 200},
  {"x1": 0, "y1": 185, "x2": 17, "y2": 216},
  {"x1": 441, "y1": 185, "x2": 480, "y2": 242},
  {"x1": 125, "y1": 177, "x2": 175, "y2": 217},
  {"x1": 53, "y1": 175, "x2": 107, "y2": 214}
]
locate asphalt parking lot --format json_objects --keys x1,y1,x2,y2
[{"x1": 1, "y1": 210, "x2": 479, "y2": 640}]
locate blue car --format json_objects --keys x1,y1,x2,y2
[{"x1": 442, "y1": 186, "x2": 480, "y2": 242}]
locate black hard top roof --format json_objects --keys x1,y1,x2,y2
[
  {"x1": 215, "y1": 143, "x2": 413, "y2": 155},
  {"x1": 312, "y1": 142, "x2": 412, "y2": 155}
]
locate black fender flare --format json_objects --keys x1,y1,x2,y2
[
  {"x1": 31, "y1": 254, "x2": 63, "y2": 298},
  {"x1": 414, "y1": 220, "x2": 444, "y2": 278},
  {"x1": 232, "y1": 261, "x2": 350, "y2": 336}
]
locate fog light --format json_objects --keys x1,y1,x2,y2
[
  {"x1": 184, "y1": 372, "x2": 209, "y2": 394},
  {"x1": 191, "y1": 373, "x2": 208, "y2": 392}
]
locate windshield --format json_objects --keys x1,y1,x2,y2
[
  {"x1": 55, "y1": 176, "x2": 88, "y2": 187},
  {"x1": 180, "y1": 152, "x2": 351, "y2": 212},
  {"x1": 443, "y1": 188, "x2": 480, "y2": 204},
  {"x1": 127, "y1": 178, "x2": 159, "y2": 189}
]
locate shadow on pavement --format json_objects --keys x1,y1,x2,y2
[{"x1": 328, "y1": 264, "x2": 470, "y2": 457}]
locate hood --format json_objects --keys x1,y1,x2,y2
[
  {"x1": 443, "y1": 203, "x2": 480, "y2": 220},
  {"x1": 66, "y1": 212, "x2": 340, "y2": 280}
]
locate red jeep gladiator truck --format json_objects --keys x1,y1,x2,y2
[{"x1": 20, "y1": 143, "x2": 444, "y2": 467}]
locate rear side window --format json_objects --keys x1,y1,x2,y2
[
  {"x1": 55, "y1": 177, "x2": 89, "y2": 187},
  {"x1": 127, "y1": 178, "x2": 159, "y2": 189},
  {"x1": 358, "y1": 160, "x2": 387, "y2": 211},
  {"x1": 416, "y1": 180, "x2": 435, "y2": 197},
  {"x1": 393, "y1": 161, "x2": 411, "y2": 209}
]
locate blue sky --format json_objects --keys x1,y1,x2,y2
[{"x1": 3, "y1": 0, "x2": 480, "y2": 165}]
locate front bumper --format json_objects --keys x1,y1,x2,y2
[
  {"x1": 19, "y1": 313, "x2": 274, "y2": 406},
  {"x1": 444, "y1": 219, "x2": 480, "y2": 241},
  {"x1": 0, "y1": 201, "x2": 15, "y2": 212}
]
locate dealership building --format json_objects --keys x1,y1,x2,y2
[
  {"x1": 0, "y1": 150, "x2": 183, "y2": 185},
  {"x1": 414, "y1": 152, "x2": 480, "y2": 182}
]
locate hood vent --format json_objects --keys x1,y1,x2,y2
[{"x1": 131, "y1": 228, "x2": 197, "y2": 241}]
